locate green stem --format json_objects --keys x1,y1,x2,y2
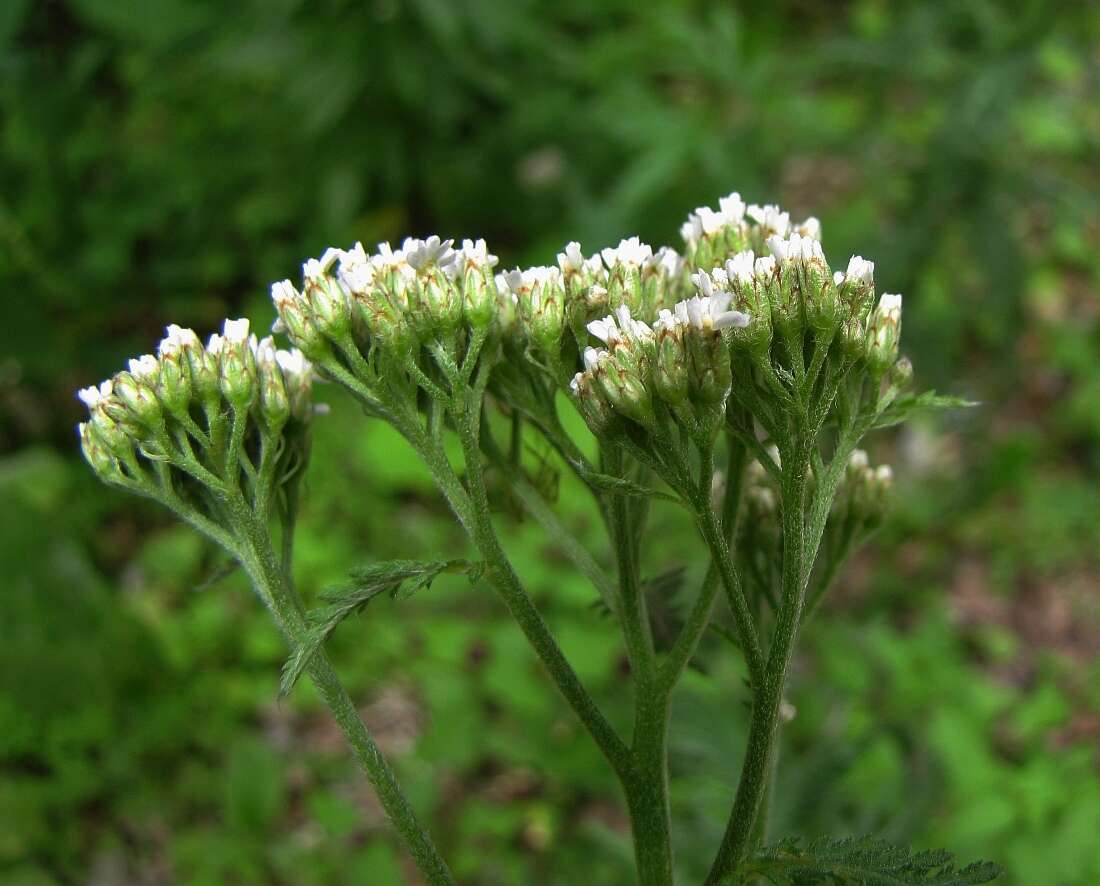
[
  {"x1": 660, "y1": 436, "x2": 746, "y2": 692},
  {"x1": 237, "y1": 520, "x2": 454, "y2": 885},
  {"x1": 695, "y1": 502, "x2": 765, "y2": 692},
  {"x1": 603, "y1": 447, "x2": 674, "y2": 884},
  {"x1": 451, "y1": 397, "x2": 633, "y2": 781},
  {"x1": 481, "y1": 432, "x2": 617, "y2": 613},
  {"x1": 705, "y1": 440, "x2": 809, "y2": 884},
  {"x1": 606, "y1": 446, "x2": 656, "y2": 674},
  {"x1": 625, "y1": 689, "x2": 674, "y2": 886}
]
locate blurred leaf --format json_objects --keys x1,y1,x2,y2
[{"x1": 737, "y1": 835, "x2": 1002, "y2": 885}]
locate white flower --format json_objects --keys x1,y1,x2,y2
[
  {"x1": 335, "y1": 243, "x2": 376, "y2": 294},
  {"x1": 795, "y1": 216, "x2": 822, "y2": 240},
  {"x1": 680, "y1": 218, "x2": 702, "y2": 245},
  {"x1": 587, "y1": 316, "x2": 619, "y2": 344},
  {"x1": 848, "y1": 449, "x2": 869, "y2": 470},
  {"x1": 615, "y1": 304, "x2": 653, "y2": 340},
  {"x1": 653, "y1": 308, "x2": 679, "y2": 333},
  {"x1": 754, "y1": 255, "x2": 776, "y2": 278},
  {"x1": 587, "y1": 305, "x2": 652, "y2": 345},
  {"x1": 275, "y1": 348, "x2": 309, "y2": 378},
  {"x1": 271, "y1": 280, "x2": 300, "y2": 308},
  {"x1": 557, "y1": 241, "x2": 586, "y2": 272},
  {"x1": 601, "y1": 236, "x2": 653, "y2": 269},
  {"x1": 766, "y1": 232, "x2": 824, "y2": 264},
  {"x1": 404, "y1": 235, "x2": 456, "y2": 272},
  {"x1": 843, "y1": 255, "x2": 875, "y2": 284},
  {"x1": 725, "y1": 250, "x2": 756, "y2": 286},
  {"x1": 718, "y1": 191, "x2": 746, "y2": 223},
  {"x1": 648, "y1": 246, "x2": 684, "y2": 278},
  {"x1": 158, "y1": 324, "x2": 200, "y2": 356},
  {"x1": 676, "y1": 289, "x2": 750, "y2": 331},
  {"x1": 875, "y1": 465, "x2": 894, "y2": 485},
  {"x1": 77, "y1": 384, "x2": 107, "y2": 408},
  {"x1": 456, "y1": 238, "x2": 498, "y2": 269},
  {"x1": 583, "y1": 346, "x2": 601, "y2": 372},
  {"x1": 206, "y1": 333, "x2": 225, "y2": 356},
  {"x1": 569, "y1": 372, "x2": 584, "y2": 394},
  {"x1": 223, "y1": 318, "x2": 251, "y2": 344},
  {"x1": 747, "y1": 203, "x2": 791, "y2": 237},
  {"x1": 254, "y1": 336, "x2": 278, "y2": 368},
  {"x1": 877, "y1": 292, "x2": 902, "y2": 318},
  {"x1": 127, "y1": 354, "x2": 159, "y2": 380}
]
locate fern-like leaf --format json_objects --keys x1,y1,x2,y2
[
  {"x1": 873, "y1": 391, "x2": 977, "y2": 429},
  {"x1": 734, "y1": 835, "x2": 1002, "y2": 885},
  {"x1": 280, "y1": 558, "x2": 482, "y2": 694}
]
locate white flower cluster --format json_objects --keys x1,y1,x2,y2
[{"x1": 77, "y1": 319, "x2": 314, "y2": 483}]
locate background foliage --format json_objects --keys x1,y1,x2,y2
[{"x1": 3, "y1": 1, "x2": 1099, "y2": 883}]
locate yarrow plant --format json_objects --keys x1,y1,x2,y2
[{"x1": 79, "y1": 192, "x2": 998, "y2": 884}]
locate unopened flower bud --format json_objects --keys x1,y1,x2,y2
[
  {"x1": 255, "y1": 336, "x2": 290, "y2": 432},
  {"x1": 867, "y1": 293, "x2": 902, "y2": 375},
  {"x1": 457, "y1": 239, "x2": 499, "y2": 329},
  {"x1": 834, "y1": 255, "x2": 876, "y2": 320},
  {"x1": 652, "y1": 313, "x2": 690, "y2": 406},
  {"x1": 155, "y1": 328, "x2": 193, "y2": 417},
  {"x1": 888, "y1": 354, "x2": 913, "y2": 390},
  {"x1": 302, "y1": 258, "x2": 353, "y2": 340},
  {"x1": 725, "y1": 251, "x2": 774, "y2": 355},
  {"x1": 276, "y1": 349, "x2": 313, "y2": 420},
  {"x1": 591, "y1": 348, "x2": 654, "y2": 427},
  {"x1": 218, "y1": 319, "x2": 257, "y2": 408},
  {"x1": 272, "y1": 280, "x2": 330, "y2": 360},
  {"x1": 107, "y1": 370, "x2": 163, "y2": 431},
  {"x1": 79, "y1": 422, "x2": 122, "y2": 481}
]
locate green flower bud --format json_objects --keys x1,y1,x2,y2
[
  {"x1": 155, "y1": 328, "x2": 195, "y2": 418},
  {"x1": 889, "y1": 354, "x2": 914, "y2": 390},
  {"x1": 255, "y1": 336, "x2": 290, "y2": 432},
  {"x1": 652, "y1": 323, "x2": 690, "y2": 406},
  {"x1": 302, "y1": 255, "x2": 353, "y2": 341},
  {"x1": 506, "y1": 266, "x2": 566, "y2": 357},
  {"x1": 79, "y1": 422, "x2": 122, "y2": 481},
  {"x1": 216, "y1": 319, "x2": 257, "y2": 409},
  {"x1": 107, "y1": 369, "x2": 163, "y2": 432},
  {"x1": 724, "y1": 252, "x2": 775, "y2": 356},
  {"x1": 271, "y1": 279, "x2": 331, "y2": 361},
  {"x1": 866, "y1": 293, "x2": 902, "y2": 376},
  {"x1": 569, "y1": 369, "x2": 616, "y2": 437}
]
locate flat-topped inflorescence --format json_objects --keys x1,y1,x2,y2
[{"x1": 78, "y1": 320, "x2": 314, "y2": 525}]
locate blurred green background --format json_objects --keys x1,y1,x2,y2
[{"x1": 3, "y1": 0, "x2": 1100, "y2": 883}]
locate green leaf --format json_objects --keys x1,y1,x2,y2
[
  {"x1": 735, "y1": 835, "x2": 1002, "y2": 885},
  {"x1": 873, "y1": 391, "x2": 978, "y2": 429},
  {"x1": 280, "y1": 558, "x2": 482, "y2": 694},
  {"x1": 570, "y1": 461, "x2": 681, "y2": 503}
]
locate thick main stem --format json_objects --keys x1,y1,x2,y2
[
  {"x1": 705, "y1": 441, "x2": 809, "y2": 884},
  {"x1": 605, "y1": 447, "x2": 674, "y2": 884},
  {"x1": 238, "y1": 524, "x2": 454, "y2": 885},
  {"x1": 625, "y1": 689, "x2": 674, "y2": 886}
]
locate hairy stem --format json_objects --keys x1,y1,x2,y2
[
  {"x1": 625, "y1": 689, "x2": 674, "y2": 886},
  {"x1": 706, "y1": 439, "x2": 809, "y2": 883},
  {"x1": 451, "y1": 396, "x2": 633, "y2": 781},
  {"x1": 660, "y1": 436, "x2": 747, "y2": 692},
  {"x1": 237, "y1": 519, "x2": 454, "y2": 885},
  {"x1": 695, "y1": 502, "x2": 766, "y2": 693},
  {"x1": 604, "y1": 446, "x2": 674, "y2": 884}
]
